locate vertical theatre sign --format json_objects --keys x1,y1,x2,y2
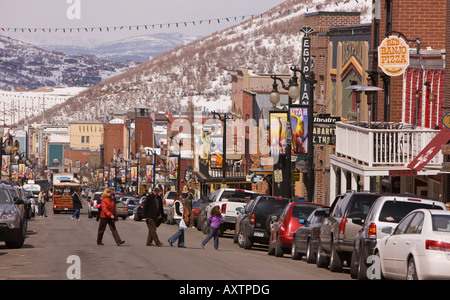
[
  {"x1": 378, "y1": 35, "x2": 410, "y2": 76},
  {"x1": 299, "y1": 26, "x2": 314, "y2": 106}
]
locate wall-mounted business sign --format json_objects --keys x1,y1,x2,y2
[
  {"x1": 378, "y1": 35, "x2": 410, "y2": 76},
  {"x1": 312, "y1": 115, "x2": 340, "y2": 146}
]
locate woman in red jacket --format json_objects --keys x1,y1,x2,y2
[{"x1": 97, "y1": 188, "x2": 125, "y2": 246}]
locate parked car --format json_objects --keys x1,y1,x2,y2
[
  {"x1": 198, "y1": 188, "x2": 258, "y2": 235},
  {"x1": 374, "y1": 209, "x2": 450, "y2": 280},
  {"x1": 291, "y1": 207, "x2": 330, "y2": 263},
  {"x1": 236, "y1": 196, "x2": 292, "y2": 250},
  {"x1": 87, "y1": 191, "x2": 102, "y2": 218},
  {"x1": 351, "y1": 195, "x2": 446, "y2": 279},
  {"x1": 21, "y1": 189, "x2": 36, "y2": 217},
  {"x1": 191, "y1": 200, "x2": 201, "y2": 227},
  {"x1": 121, "y1": 196, "x2": 140, "y2": 217},
  {"x1": 234, "y1": 199, "x2": 255, "y2": 243},
  {"x1": 0, "y1": 183, "x2": 27, "y2": 248},
  {"x1": 316, "y1": 191, "x2": 380, "y2": 272},
  {"x1": 268, "y1": 201, "x2": 326, "y2": 257},
  {"x1": 116, "y1": 200, "x2": 129, "y2": 220},
  {"x1": 133, "y1": 198, "x2": 145, "y2": 221}
]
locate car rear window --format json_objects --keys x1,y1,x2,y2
[
  {"x1": 379, "y1": 201, "x2": 444, "y2": 223},
  {"x1": 254, "y1": 197, "x2": 290, "y2": 215},
  {"x1": 346, "y1": 195, "x2": 379, "y2": 218},
  {"x1": 432, "y1": 215, "x2": 450, "y2": 232},
  {"x1": 220, "y1": 191, "x2": 257, "y2": 201},
  {"x1": 292, "y1": 204, "x2": 320, "y2": 219},
  {"x1": 166, "y1": 192, "x2": 188, "y2": 199}
]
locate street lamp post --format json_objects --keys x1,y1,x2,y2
[
  {"x1": 269, "y1": 66, "x2": 301, "y2": 199},
  {"x1": 211, "y1": 111, "x2": 231, "y2": 186},
  {"x1": 270, "y1": 66, "x2": 316, "y2": 201},
  {"x1": 170, "y1": 135, "x2": 183, "y2": 192}
]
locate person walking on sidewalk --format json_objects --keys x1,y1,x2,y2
[
  {"x1": 201, "y1": 206, "x2": 223, "y2": 250},
  {"x1": 96, "y1": 188, "x2": 125, "y2": 246},
  {"x1": 143, "y1": 188, "x2": 164, "y2": 246}
]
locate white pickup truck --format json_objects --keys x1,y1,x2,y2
[{"x1": 198, "y1": 188, "x2": 258, "y2": 235}]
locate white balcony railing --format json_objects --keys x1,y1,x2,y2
[{"x1": 335, "y1": 122, "x2": 443, "y2": 168}]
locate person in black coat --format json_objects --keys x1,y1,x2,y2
[
  {"x1": 142, "y1": 188, "x2": 163, "y2": 246},
  {"x1": 71, "y1": 189, "x2": 82, "y2": 221}
]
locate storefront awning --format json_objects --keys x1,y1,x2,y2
[{"x1": 407, "y1": 127, "x2": 450, "y2": 172}]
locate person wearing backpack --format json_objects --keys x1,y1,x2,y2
[{"x1": 167, "y1": 192, "x2": 189, "y2": 248}]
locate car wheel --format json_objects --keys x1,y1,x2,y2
[
  {"x1": 329, "y1": 242, "x2": 343, "y2": 272},
  {"x1": 237, "y1": 230, "x2": 245, "y2": 248},
  {"x1": 357, "y1": 248, "x2": 369, "y2": 280},
  {"x1": 238, "y1": 230, "x2": 252, "y2": 250},
  {"x1": 350, "y1": 248, "x2": 359, "y2": 279},
  {"x1": 316, "y1": 240, "x2": 329, "y2": 268},
  {"x1": 291, "y1": 239, "x2": 302, "y2": 260},
  {"x1": 305, "y1": 240, "x2": 315, "y2": 263},
  {"x1": 406, "y1": 257, "x2": 418, "y2": 280},
  {"x1": 201, "y1": 218, "x2": 210, "y2": 235}
]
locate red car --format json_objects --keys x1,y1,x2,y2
[{"x1": 268, "y1": 201, "x2": 326, "y2": 257}]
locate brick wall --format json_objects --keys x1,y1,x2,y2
[{"x1": 103, "y1": 123, "x2": 125, "y2": 164}]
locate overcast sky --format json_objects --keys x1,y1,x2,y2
[{"x1": 0, "y1": 0, "x2": 286, "y2": 46}]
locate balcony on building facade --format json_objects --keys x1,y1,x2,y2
[
  {"x1": 334, "y1": 121, "x2": 443, "y2": 169},
  {"x1": 198, "y1": 156, "x2": 250, "y2": 182}
]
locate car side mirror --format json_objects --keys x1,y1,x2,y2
[
  {"x1": 298, "y1": 218, "x2": 306, "y2": 224},
  {"x1": 15, "y1": 198, "x2": 24, "y2": 205}
]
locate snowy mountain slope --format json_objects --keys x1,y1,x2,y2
[
  {"x1": 31, "y1": 0, "x2": 371, "y2": 123},
  {"x1": 0, "y1": 35, "x2": 130, "y2": 91},
  {"x1": 44, "y1": 33, "x2": 200, "y2": 63}
]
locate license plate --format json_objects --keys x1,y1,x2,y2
[
  {"x1": 254, "y1": 232, "x2": 264, "y2": 237},
  {"x1": 64, "y1": 208, "x2": 68, "y2": 210}
]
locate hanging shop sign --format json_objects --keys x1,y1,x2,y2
[
  {"x1": 290, "y1": 107, "x2": 309, "y2": 154},
  {"x1": 378, "y1": 35, "x2": 410, "y2": 77},
  {"x1": 269, "y1": 111, "x2": 288, "y2": 156}
]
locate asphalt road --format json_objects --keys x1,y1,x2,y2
[{"x1": 0, "y1": 203, "x2": 351, "y2": 281}]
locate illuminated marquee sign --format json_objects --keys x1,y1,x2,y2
[{"x1": 378, "y1": 35, "x2": 410, "y2": 76}]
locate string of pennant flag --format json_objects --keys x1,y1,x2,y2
[
  {"x1": 0, "y1": 84, "x2": 279, "y2": 102},
  {"x1": 0, "y1": 0, "x2": 367, "y2": 33}
]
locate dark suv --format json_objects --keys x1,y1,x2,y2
[
  {"x1": 0, "y1": 183, "x2": 27, "y2": 248},
  {"x1": 236, "y1": 196, "x2": 291, "y2": 250},
  {"x1": 316, "y1": 192, "x2": 380, "y2": 272}
]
